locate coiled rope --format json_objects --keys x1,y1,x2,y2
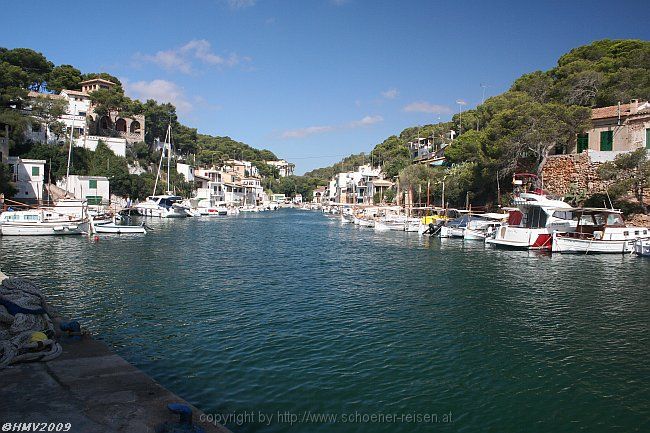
[{"x1": 0, "y1": 276, "x2": 62, "y2": 368}]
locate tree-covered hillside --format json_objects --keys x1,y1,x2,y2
[
  {"x1": 304, "y1": 39, "x2": 650, "y2": 206},
  {"x1": 0, "y1": 46, "x2": 278, "y2": 199}
]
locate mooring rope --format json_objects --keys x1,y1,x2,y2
[{"x1": 0, "y1": 277, "x2": 62, "y2": 368}]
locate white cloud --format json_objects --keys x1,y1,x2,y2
[
  {"x1": 124, "y1": 79, "x2": 193, "y2": 114},
  {"x1": 281, "y1": 114, "x2": 383, "y2": 139},
  {"x1": 227, "y1": 0, "x2": 256, "y2": 9},
  {"x1": 381, "y1": 88, "x2": 399, "y2": 99},
  {"x1": 403, "y1": 101, "x2": 452, "y2": 114},
  {"x1": 281, "y1": 125, "x2": 335, "y2": 139},
  {"x1": 348, "y1": 115, "x2": 383, "y2": 127},
  {"x1": 137, "y1": 39, "x2": 249, "y2": 74}
]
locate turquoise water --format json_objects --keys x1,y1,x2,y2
[{"x1": 1, "y1": 209, "x2": 648, "y2": 432}]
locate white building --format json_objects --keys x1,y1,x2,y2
[
  {"x1": 242, "y1": 177, "x2": 264, "y2": 205},
  {"x1": 7, "y1": 157, "x2": 46, "y2": 203},
  {"x1": 325, "y1": 165, "x2": 383, "y2": 204},
  {"x1": 57, "y1": 175, "x2": 110, "y2": 205},
  {"x1": 266, "y1": 159, "x2": 295, "y2": 177},
  {"x1": 177, "y1": 162, "x2": 195, "y2": 182}
]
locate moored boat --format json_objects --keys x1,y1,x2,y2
[
  {"x1": 486, "y1": 174, "x2": 575, "y2": 250},
  {"x1": 92, "y1": 221, "x2": 147, "y2": 234},
  {"x1": 552, "y1": 208, "x2": 650, "y2": 254},
  {"x1": 0, "y1": 209, "x2": 89, "y2": 236},
  {"x1": 134, "y1": 195, "x2": 190, "y2": 218}
]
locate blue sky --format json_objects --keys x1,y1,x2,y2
[{"x1": 2, "y1": 0, "x2": 649, "y2": 173}]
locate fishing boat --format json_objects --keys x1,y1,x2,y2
[
  {"x1": 552, "y1": 208, "x2": 650, "y2": 254},
  {"x1": 486, "y1": 174, "x2": 575, "y2": 250},
  {"x1": 634, "y1": 238, "x2": 650, "y2": 257},
  {"x1": 0, "y1": 209, "x2": 89, "y2": 236}
]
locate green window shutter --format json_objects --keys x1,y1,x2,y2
[
  {"x1": 89, "y1": 179, "x2": 97, "y2": 189},
  {"x1": 31, "y1": 166, "x2": 39, "y2": 176},
  {"x1": 577, "y1": 134, "x2": 589, "y2": 153},
  {"x1": 646, "y1": 128, "x2": 650, "y2": 149},
  {"x1": 86, "y1": 195, "x2": 102, "y2": 205},
  {"x1": 600, "y1": 131, "x2": 613, "y2": 151}
]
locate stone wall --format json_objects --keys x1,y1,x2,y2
[
  {"x1": 542, "y1": 151, "x2": 650, "y2": 205},
  {"x1": 541, "y1": 153, "x2": 607, "y2": 196}
]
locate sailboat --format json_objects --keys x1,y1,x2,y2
[{"x1": 134, "y1": 124, "x2": 189, "y2": 218}]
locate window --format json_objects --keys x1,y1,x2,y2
[
  {"x1": 86, "y1": 195, "x2": 102, "y2": 205},
  {"x1": 31, "y1": 166, "x2": 40, "y2": 176},
  {"x1": 31, "y1": 123, "x2": 40, "y2": 132},
  {"x1": 89, "y1": 179, "x2": 97, "y2": 189},
  {"x1": 646, "y1": 128, "x2": 650, "y2": 150},
  {"x1": 577, "y1": 134, "x2": 589, "y2": 153},
  {"x1": 600, "y1": 130, "x2": 613, "y2": 151},
  {"x1": 78, "y1": 111, "x2": 86, "y2": 117}
]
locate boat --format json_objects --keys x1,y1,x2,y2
[
  {"x1": 135, "y1": 123, "x2": 189, "y2": 218},
  {"x1": 486, "y1": 174, "x2": 575, "y2": 250},
  {"x1": 0, "y1": 209, "x2": 89, "y2": 236},
  {"x1": 134, "y1": 195, "x2": 190, "y2": 218},
  {"x1": 634, "y1": 238, "x2": 650, "y2": 257},
  {"x1": 552, "y1": 208, "x2": 650, "y2": 254},
  {"x1": 92, "y1": 220, "x2": 147, "y2": 234},
  {"x1": 463, "y1": 213, "x2": 509, "y2": 241}
]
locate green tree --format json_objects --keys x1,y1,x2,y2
[
  {"x1": 0, "y1": 163, "x2": 17, "y2": 197},
  {"x1": 597, "y1": 148, "x2": 650, "y2": 213},
  {"x1": 89, "y1": 87, "x2": 127, "y2": 118},
  {"x1": 46, "y1": 64, "x2": 82, "y2": 93},
  {"x1": 0, "y1": 48, "x2": 53, "y2": 92},
  {"x1": 28, "y1": 95, "x2": 68, "y2": 142}
]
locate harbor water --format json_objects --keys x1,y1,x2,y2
[{"x1": 1, "y1": 209, "x2": 648, "y2": 432}]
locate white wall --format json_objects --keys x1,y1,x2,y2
[
  {"x1": 76, "y1": 136, "x2": 126, "y2": 157},
  {"x1": 56, "y1": 176, "x2": 110, "y2": 203},
  {"x1": 7, "y1": 157, "x2": 45, "y2": 202}
]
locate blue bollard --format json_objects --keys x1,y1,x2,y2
[
  {"x1": 155, "y1": 403, "x2": 205, "y2": 433},
  {"x1": 59, "y1": 321, "x2": 82, "y2": 340}
]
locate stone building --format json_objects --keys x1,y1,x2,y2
[{"x1": 574, "y1": 99, "x2": 650, "y2": 154}]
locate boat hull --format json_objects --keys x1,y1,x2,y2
[
  {"x1": 486, "y1": 226, "x2": 552, "y2": 250},
  {"x1": 0, "y1": 221, "x2": 89, "y2": 236},
  {"x1": 552, "y1": 234, "x2": 636, "y2": 254},
  {"x1": 93, "y1": 223, "x2": 146, "y2": 234}
]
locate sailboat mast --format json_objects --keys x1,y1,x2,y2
[
  {"x1": 167, "y1": 123, "x2": 171, "y2": 193},
  {"x1": 152, "y1": 126, "x2": 170, "y2": 196}
]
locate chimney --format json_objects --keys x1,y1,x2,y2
[{"x1": 630, "y1": 99, "x2": 639, "y2": 114}]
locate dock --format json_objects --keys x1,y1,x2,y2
[{"x1": 0, "y1": 331, "x2": 230, "y2": 433}]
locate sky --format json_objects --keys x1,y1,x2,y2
[{"x1": 2, "y1": 0, "x2": 649, "y2": 174}]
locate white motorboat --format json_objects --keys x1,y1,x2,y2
[
  {"x1": 134, "y1": 195, "x2": 190, "y2": 218},
  {"x1": 463, "y1": 214, "x2": 508, "y2": 241},
  {"x1": 92, "y1": 221, "x2": 147, "y2": 234},
  {"x1": 0, "y1": 209, "x2": 89, "y2": 236},
  {"x1": 486, "y1": 174, "x2": 575, "y2": 250},
  {"x1": 552, "y1": 209, "x2": 650, "y2": 254},
  {"x1": 634, "y1": 238, "x2": 650, "y2": 257}
]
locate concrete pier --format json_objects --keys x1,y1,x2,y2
[{"x1": 0, "y1": 334, "x2": 230, "y2": 433}]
